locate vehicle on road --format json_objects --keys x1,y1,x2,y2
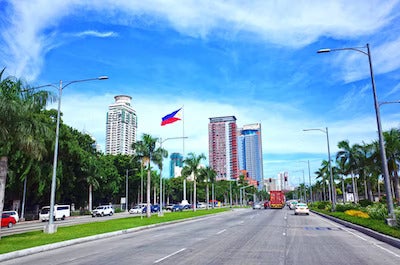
[
  {"x1": 269, "y1": 190, "x2": 286, "y2": 209},
  {"x1": 287, "y1": 200, "x2": 298, "y2": 210},
  {"x1": 92, "y1": 205, "x2": 114, "y2": 217},
  {"x1": 171, "y1": 204, "x2": 184, "y2": 212},
  {"x1": 129, "y1": 205, "x2": 145, "y2": 214},
  {"x1": 196, "y1": 202, "x2": 207, "y2": 209},
  {"x1": 1, "y1": 213, "x2": 16, "y2": 228},
  {"x1": 2, "y1": 210, "x2": 19, "y2": 222},
  {"x1": 294, "y1": 203, "x2": 310, "y2": 215},
  {"x1": 253, "y1": 202, "x2": 263, "y2": 210},
  {"x1": 263, "y1": 201, "x2": 270, "y2": 209},
  {"x1": 182, "y1": 204, "x2": 192, "y2": 210},
  {"x1": 39, "y1": 205, "x2": 71, "y2": 221}
]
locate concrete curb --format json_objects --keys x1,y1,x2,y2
[
  {"x1": 0, "y1": 209, "x2": 234, "y2": 262},
  {"x1": 312, "y1": 210, "x2": 400, "y2": 249}
]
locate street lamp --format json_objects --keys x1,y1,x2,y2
[
  {"x1": 299, "y1": 160, "x2": 313, "y2": 202},
  {"x1": 318, "y1": 44, "x2": 396, "y2": 224},
  {"x1": 303, "y1": 127, "x2": 336, "y2": 211},
  {"x1": 158, "y1": 136, "x2": 188, "y2": 217},
  {"x1": 38, "y1": 76, "x2": 108, "y2": 234}
]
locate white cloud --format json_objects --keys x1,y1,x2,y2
[
  {"x1": 2, "y1": 0, "x2": 400, "y2": 80},
  {"x1": 73, "y1": 31, "x2": 118, "y2": 38}
]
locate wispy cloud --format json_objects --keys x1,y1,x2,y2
[{"x1": 73, "y1": 30, "x2": 118, "y2": 38}]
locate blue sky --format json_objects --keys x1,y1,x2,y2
[{"x1": 1, "y1": 1, "x2": 400, "y2": 185}]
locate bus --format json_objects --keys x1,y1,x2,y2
[{"x1": 39, "y1": 204, "x2": 70, "y2": 221}]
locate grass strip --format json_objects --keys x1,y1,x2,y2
[
  {"x1": 0, "y1": 208, "x2": 229, "y2": 254},
  {"x1": 312, "y1": 209, "x2": 400, "y2": 239}
]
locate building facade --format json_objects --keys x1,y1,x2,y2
[
  {"x1": 238, "y1": 123, "x2": 264, "y2": 188},
  {"x1": 105, "y1": 95, "x2": 137, "y2": 155},
  {"x1": 170, "y1": 152, "x2": 183, "y2": 178},
  {"x1": 208, "y1": 116, "x2": 239, "y2": 180}
]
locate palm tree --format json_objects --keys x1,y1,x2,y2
[
  {"x1": 383, "y1": 128, "x2": 400, "y2": 205},
  {"x1": 198, "y1": 166, "x2": 217, "y2": 209},
  {"x1": 132, "y1": 134, "x2": 167, "y2": 218},
  {"x1": 336, "y1": 140, "x2": 359, "y2": 203},
  {"x1": 0, "y1": 69, "x2": 52, "y2": 222},
  {"x1": 182, "y1": 153, "x2": 206, "y2": 211}
]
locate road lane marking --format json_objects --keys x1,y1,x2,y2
[
  {"x1": 217, "y1": 229, "x2": 226, "y2": 235},
  {"x1": 322, "y1": 218, "x2": 400, "y2": 258},
  {"x1": 154, "y1": 248, "x2": 186, "y2": 263}
]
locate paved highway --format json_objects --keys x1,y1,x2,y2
[{"x1": 2, "y1": 208, "x2": 400, "y2": 264}]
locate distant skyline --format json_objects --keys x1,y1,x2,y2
[{"x1": 1, "y1": 1, "x2": 400, "y2": 183}]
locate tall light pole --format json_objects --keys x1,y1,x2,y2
[
  {"x1": 158, "y1": 136, "x2": 188, "y2": 217},
  {"x1": 303, "y1": 127, "x2": 335, "y2": 211},
  {"x1": 299, "y1": 160, "x2": 313, "y2": 202},
  {"x1": 318, "y1": 44, "x2": 396, "y2": 224},
  {"x1": 125, "y1": 168, "x2": 137, "y2": 213},
  {"x1": 38, "y1": 76, "x2": 108, "y2": 234}
]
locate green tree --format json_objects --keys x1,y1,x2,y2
[
  {"x1": 383, "y1": 128, "x2": 400, "y2": 205},
  {"x1": 0, "y1": 70, "x2": 52, "y2": 222},
  {"x1": 198, "y1": 166, "x2": 217, "y2": 209},
  {"x1": 182, "y1": 153, "x2": 206, "y2": 211},
  {"x1": 132, "y1": 134, "x2": 167, "y2": 217}
]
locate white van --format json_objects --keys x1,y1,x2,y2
[{"x1": 39, "y1": 205, "x2": 70, "y2": 221}]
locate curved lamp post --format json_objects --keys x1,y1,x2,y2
[
  {"x1": 303, "y1": 127, "x2": 335, "y2": 211},
  {"x1": 37, "y1": 76, "x2": 108, "y2": 233},
  {"x1": 317, "y1": 44, "x2": 396, "y2": 225}
]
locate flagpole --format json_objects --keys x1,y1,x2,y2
[{"x1": 182, "y1": 105, "x2": 187, "y2": 203}]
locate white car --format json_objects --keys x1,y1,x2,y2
[
  {"x1": 2, "y1": 210, "x2": 19, "y2": 222},
  {"x1": 129, "y1": 205, "x2": 145, "y2": 214},
  {"x1": 92, "y1": 205, "x2": 114, "y2": 217},
  {"x1": 253, "y1": 203, "x2": 262, "y2": 210},
  {"x1": 294, "y1": 203, "x2": 310, "y2": 215}
]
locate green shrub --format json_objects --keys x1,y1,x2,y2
[
  {"x1": 335, "y1": 203, "x2": 359, "y2": 212},
  {"x1": 114, "y1": 208, "x2": 123, "y2": 213},
  {"x1": 394, "y1": 207, "x2": 400, "y2": 229},
  {"x1": 365, "y1": 203, "x2": 388, "y2": 221},
  {"x1": 310, "y1": 201, "x2": 331, "y2": 210},
  {"x1": 358, "y1": 199, "x2": 373, "y2": 207}
]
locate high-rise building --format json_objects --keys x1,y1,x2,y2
[
  {"x1": 238, "y1": 123, "x2": 264, "y2": 188},
  {"x1": 170, "y1": 153, "x2": 183, "y2": 178},
  {"x1": 105, "y1": 95, "x2": 137, "y2": 155},
  {"x1": 208, "y1": 116, "x2": 238, "y2": 180}
]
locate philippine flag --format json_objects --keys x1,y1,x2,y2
[{"x1": 161, "y1": 108, "x2": 182, "y2": 126}]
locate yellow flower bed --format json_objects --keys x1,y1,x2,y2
[{"x1": 344, "y1": 209, "x2": 370, "y2": 219}]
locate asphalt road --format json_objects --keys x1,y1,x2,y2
[{"x1": 2, "y1": 208, "x2": 400, "y2": 265}]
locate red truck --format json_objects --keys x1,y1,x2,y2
[{"x1": 269, "y1": 190, "x2": 285, "y2": 209}]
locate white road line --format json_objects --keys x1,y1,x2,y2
[
  {"x1": 154, "y1": 248, "x2": 186, "y2": 263},
  {"x1": 217, "y1": 229, "x2": 226, "y2": 235},
  {"x1": 322, "y1": 218, "x2": 400, "y2": 258}
]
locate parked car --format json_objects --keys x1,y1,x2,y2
[
  {"x1": 92, "y1": 205, "x2": 114, "y2": 217},
  {"x1": 165, "y1": 204, "x2": 174, "y2": 211},
  {"x1": 152, "y1": 204, "x2": 160, "y2": 212},
  {"x1": 182, "y1": 204, "x2": 191, "y2": 210},
  {"x1": 171, "y1": 204, "x2": 183, "y2": 212},
  {"x1": 1, "y1": 213, "x2": 16, "y2": 228},
  {"x1": 196, "y1": 202, "x2": 207, "y2": 209},
  {"x1": 2, "y1": 210, "x2": 19, "y2": 222},
  {"x1": 129, "y1": 205, "x2": 145, "y2": 214},
  {"x1": 294, "y1": 203, "x2": 310, "y2": 215}
]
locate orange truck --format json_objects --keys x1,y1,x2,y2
[{"x1": 269, "y1": 190, "x2": 285, "y2": 209}]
